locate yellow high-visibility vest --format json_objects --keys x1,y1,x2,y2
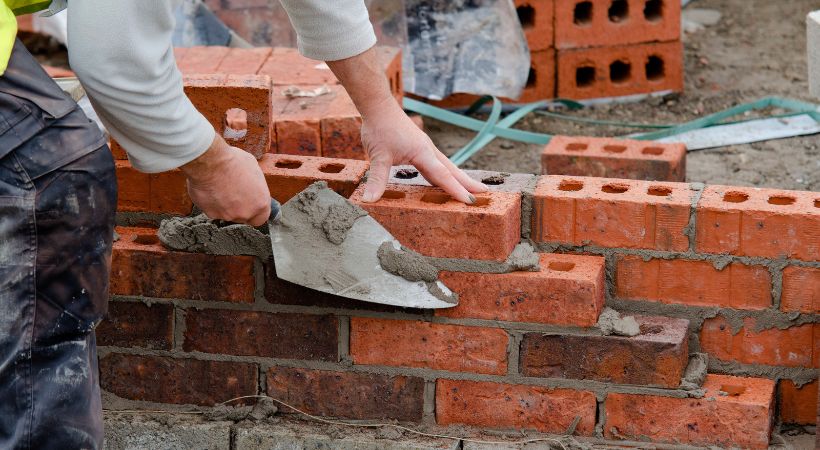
[{"x1": 1, "y1": 1, "x2": 52, "y2": 74}]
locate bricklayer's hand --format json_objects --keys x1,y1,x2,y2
[{"x1": 181, "y1": 135, "x2": 270, "y2": 226}]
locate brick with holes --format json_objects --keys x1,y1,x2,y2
[
  {"x1": 541, "y1": 136, "x2": 686, "y2": 181},
  {"x1": 350, "y1": 184, "x2": 521, "y2": 261},
  {"x1": 258, "y1": 153, "x2": 368, "y2": 203},
  {"x1": 532, "y1": 175, "x2": 694, "y2": 251},
  {"x1": 557, "y1": 41, "x2": 683, "y2": 100},
  {"x1": 514, "y1": 0, "x2": 554, "y2": 51},
  {"x1": 554, "y1": 0, "x2": 680, "y2": 50},
  {"x1": 388, "y1": 165, "x2": 536, "y2": 195},
  {"x1": 696, "y1": 185, "x2": 820, "y2": 261}
]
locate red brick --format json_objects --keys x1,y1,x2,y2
[
  {"x1": 183, "y1": 309, "x2": 337, "y2": 360},
  {"x1": 349, "y1": 318, "x2": 508, "y2": 375},
  {"x1": 175, "y1": 46, "x2": 230, "y2": 74},
  {"x1": 266, "y1": 367, "x2": 424, "y2": 421},
  {"x1": 700, "y1": 316, "x2": 815, "y2": 368},
  {"x1": 115, "y1": 161, "x2": 192, "y2": 215},
  {"x1": 111, "y1": 227, "x2": 255, "y2": 303},
  {"x1": 541, "y1": 135, "x2": 686, "y2": 181},
  {"x1": 520, "y1": 315, "x2": 689, "y2": 387},
  {"x1": 183, "y1": 73, "x2": 271, "y2": 158},
  {"x1": 781, "y1": 266, "x2": 820, "y2": 313},
  {"x1": 605, "y1": 374, "x2": 774, "y2": 449},
  {"x1": 779, "y1": 379, "x2": 817, "y2": 425},
  {"x1": 616, "y1": 255, "x2": 772, "y2": 309},
  {"x1": 96, "y1": 301, "x2": 174, "y2": 350},
  {"x1": 436, "y1": 379, "x2": 597, "y2": 435},
  {"x1": 215, "y1": 47, "x2": 272, "y2": 74},
  {"x1": 532, "y1": 175, "x2": 693, "y2": 251},
  {"x1": 374, "y1": 46, "x2": 404, "y2": 103},
  {"x1": 514, "y1": 0, "x2": 554, "y2": 51},
  {"x1": 100, "y1": 354, "x2": 258, "y2": 406},
  {"x1": 696, "y1": 185, "x2": 820, "y2": 261},
  {"x1": 109, "y1": 139, "x2": 128, "y2": 160},
  {"x1": 258, "y1": 153, "x2": 368, "y2": 204},
  {"x1": 259, "y1": 47, "x2": 339, "y2": 86},
  {"x1": 438, "y1": 253, "x2": 605, "y2": 326},
  {"x1": 554, "y1": 0, "x2": 680, "y2": 50},
  {"x1": 173, "y1": 47, "x2": 188, "y2": 63},
  {"x1": 351, "y1": 184, "x2": 521, "y2": 261},
  {"x1": 320, "y1": 93, "x2": 364, "y2": 159},
  {"x1": 557, "y1": 41, "x2": 683, "y2": 100}
]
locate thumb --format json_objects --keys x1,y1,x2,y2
[{"x1": 363, "y1": 151, "x2": 392, "y2": 202}]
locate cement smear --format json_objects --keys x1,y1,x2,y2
[
  {"x1": 597, "y1": 308, "x2": 641, "y2": 337},
  {"x1": 680, "y1": 353, "x2": 709, "y2": 390},
  {"x1": 158, "y1": 214, "x2": 271, "y2": 259},
  {"x1": 205, "y1": 397, "x2": 278, "y2": 422},
  {"x1": 378, "y1": 241, "x2": 439, "y2": 283},
  {"x1": 292, "y1": 181, "x2": 367, "y2": 245}
]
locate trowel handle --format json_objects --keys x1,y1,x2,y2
[{"x1": 269, "y1": 198, "x2": 283, "y2": 224}]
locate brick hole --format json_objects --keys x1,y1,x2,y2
[
  {"x1": 395, "y1": 168, "x2": 419, "y2": 179},
  {"x1": 548, "y1": 261, "x2": 576, "y2": 271},
  {"x1": 516, "y1": 4, "x2": 535, "y2": 29},
  {"x1": 640, "y1": 324, "x2": 663, "y2": 335},
  {"x1": 723, "y1": 192, "x2": 749, "y2": 203},
  {"x1": 481, "y1": 175, "x2": 506, "y2": 185},
  {"x1": 223, "y1": 108, "x2": 248, "y2": 141},
  {"x1": 526, "y1": 67, "x2": 537, "y2": 89},
  {"x1": 642, "y1": 146, "x2": 664, "y2": 155},
  {"x1": 645, "y1": 55, "x2": 665, "y2": 81},
  {"x1": 558, "y1": 180, "x2": 584, "y2": 191},
  {"x1": 768, "y1": 195, "x2": 796, "y2": 206},
  {"x1": 132, "y1": 234, "x2": 159, "y2": 245},
  {"x1": 566, "y1": 142, "x2": 589, "y2": 151},
  {"x1": 420, "y1": 192, "x2": 451, "y2": 204},
  {"x1": 719, "y1": 385, "x2": 746, "y2": 396},
  {"x1": 470, "y1": 197, "x2": 492, "y2": 207},
  {"x1": 382, "y1": 190, "x2": 406, "y2": 200},
  {"x1": 602, "y1": 183, "x2": 629, "y2": 194},
  {"x1": 608, "y1": 0, "x2": 629, "y2": 22},
  {"x1": 573, "y1": 1, "x2": 593, "y2": 26},
  {"x1": 815, "y1": 199, "x2": 820, "y2": 208},
  {"x1": 648, "y1": 186, "x2": 672, "y2": 196},
  {"x1": 643, "y1": 0, "x2": 663, "y2": 21},
  {"x1": 388, "y1": 75, "x2": 395, "y2": 94},
  {"x1": 275, "y1": 160, "x2": 303, "y2": 169},
  {"x1": 575, "y1": 66, "x2": 596, "y2": 88},
  {"x1": 319, "y1": 163, "x2": 345, "y2": 174},
  {"x1": 609, "y1": 60, "x2": 632, "y2": 84},
  {"x1": 603, "y1": 144, "x2": 627, "y2": 153}
]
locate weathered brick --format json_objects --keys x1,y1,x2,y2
[
  {"x1": 542, "y1": 135, "x2": 686, "y2": 181},
  {"x1": 700, "y1": 316, "x2": 815, "y2": 368},
  {"x1": 605, "y1": 374, "x2": 775, "y2": 449},
  {"x1": 350, "y1": 184, "x2": 521, "y2": 261},
  {"x1": 532, "y1": 175, "x2": 693, "y2": 251},
  {"x1": 438, "y1": 253, "x2": 605, "y2": 327},
  {"x1": 520, "y1": 315, "x2": 689, "y2": 387},
  {"x1": 111, "y1": 227, "x2": 255, "y2": 303},
  {"x1": 183, "y1": 309, "x2": 337, "y2": 360},
  {"x1": 349, "y1": 318, "x2": 508, "y2": 375},
  {"x1": 258, "y1": 153, "x2": 368, "y2": 204},
  {"x1": 616, "y1": 255, "x2": 772, "y2": 309},
  {"x1": 100, "y1": 354, "x2": 258, "y2": 406},
  {"x1": 781, "y1": 266, "x2": 820, "y2": 313},
  {"x1": 436, "y1": 379, "x2": 597, "y2": 435},
  {"x1": 115, "y1": 161, "x2": 192, "y2": 215},
  {"x1": 779, "y1": 379, "x2": 817, "y2": 425},
  {"x1": 266, "y1": 367, "x2": 425, "y2": 421},
  {"x1": 97, "y1": 301, "x2": 174, "y2": 350}
]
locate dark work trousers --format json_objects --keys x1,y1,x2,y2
[{"x1": 0, "y1": 39, "x2": 117, "y2": 450}]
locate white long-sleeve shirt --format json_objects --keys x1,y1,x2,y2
[{"x1": 67, "y1": 1, "x2": 375, "y2": 173}]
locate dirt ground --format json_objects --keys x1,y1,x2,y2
[{"x1": 426, "y1": 0, "x2": 820, "y2": 192}]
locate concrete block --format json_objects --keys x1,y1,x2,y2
[
  {"x1": 103, "y1": 416, "x2": 231, "y2": 450},
  {"x1": 809, "y1": 11, "x2": 820, "y2": 98}
]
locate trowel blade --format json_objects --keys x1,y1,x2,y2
[{"x1": 268, "y1": 186, "x2": 458, "y2": 309}]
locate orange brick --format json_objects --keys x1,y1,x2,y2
[
  {"x1": 554, "y1": 0, "x2": 681, "y2": 50},
  {"x1": 438, "y1": 253, "x2": 605, "y2": 326},
  {"x1": 183, "y1": 73, "x2": 271, "y2": 158},
  {"x1": 605, "y1": 374, "x2": 774, "y2": 449},
  {"x1": 436, "y1": 379, "x2": 597, "y2": 435},
  {"x1": 532, "y1": 175, "x2": 693, "y2": 251},
  {"x1": 696, "y1": 185, "x2": 820, "y2": 261},
  {"x1": 350, "y1": 184, "x2": 521, "y2": 261},
  {"x1": 541, "y1": 135, "x2": 686, "y2": 182},
  {"x1": 259, "y1": 47, "x2": 339, "y2": 86},
  {"x1": 109, "y1": 139, "x2": 128, "y2": 160},
  {"x1": 514, "y1": 0, "x2": 554, "y2": 51},
  {"x1": 111, "y1": 227, "x2": 255, "y2": 303},
  {"x1": 320, "y1": 92, "x2": 364, "y2": 159},
  {"x1": 375, "y1": 47, "x2": 404, "y2": 103},
  {"x1": 215, "y1": 47, "x2": 272, "y2": 74},
  {"x1": 115, "y1": 161, "x2": 192, "y2": 215},
  {"x1": 258, "y1": 153, "x2": 368, "y2": 203},
  {"x1": 175, "y1": 46, "x2": 230, "y2": 74},
  {"x1": 616, "y1": 256, "x2": 772, "y2": 309},
  {"x1": 349, "y1": 318, "x2": 508, "y2": 375},
  {"x1": 781, "y1": 266, "x2": 820, "y2": 313},
  {"x1": 780, "y1": 379, "x2": 818, "y2": 425},
  {"x1": 557, "y1": 41, "x2": 683, "y2": 100},
  {"x1": 700, "y1": 316, "x2": 815, "y2": 368}
]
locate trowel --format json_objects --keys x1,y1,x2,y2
[{"x1": 267, "y1": 183, "x2": 458, "y2": 309}]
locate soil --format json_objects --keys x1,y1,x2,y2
[{"x1": 425, "y1": 0, "x2": 820, "y2": 192}]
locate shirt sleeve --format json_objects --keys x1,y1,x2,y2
[
  {"x1": 278, "y1": 0, "x2": 377, "y2": 61},
  {"x1": 67, "y1": 0, "x2": 215, "y2": 173}
]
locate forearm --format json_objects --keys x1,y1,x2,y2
[{"x1": 326, "y1": 47, "x2": 399, "y2": 120}]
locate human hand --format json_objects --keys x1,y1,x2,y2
[
  {"x1": 359, "y1": 98, "x2": 488, "y2": 203},
  {"x1": 181, "y1": 136, "x2": 271, "y2": 226}
]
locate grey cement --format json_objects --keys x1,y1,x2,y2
[
  {"x1": 680, "y1": 353, "x2": 709, "y2": 390},
  {"x1": 809, "y1": 11, "x2": 820, "y2": 97},
  {"x1": 205, "y1": 398, "x2": 278, "y2": 422},
  {"x1": 158, "y1": 214, "x2": 272, "y2": 259},
  {"x1": 708, "y1": 358, "x2": 818, "y2": 387},
  {"x1": 103, "y1": 415, "x2": 231, "y2": 450},
  {"x1": 596, "y1": 307, "x2": 640, "y2": 337},
  {"x1": 291, "y1": 182, "x2": 368, "y2": 245}
]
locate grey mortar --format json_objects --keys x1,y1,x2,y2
[
  {"x1": 158, "y1": 214, "x2": 271, "y2": 259},
  {"x1": 596, "y1": 307, "x2": 640, "y2": 337},
  {"x1": 292, "y1": 182, "x2": 368, "y2": 245},
  {"x1": 682, "y1": 182, "x2": 705, "y2": 252},
  {"x1": 680, "y1": 353, "x2": 709, "y2": 390},
  {"x1": 117, "y1": 211, "x2": 180, "y2": 228},
  {"x1": 708, "y1": 358, "x2": 818, "y2": 387}
]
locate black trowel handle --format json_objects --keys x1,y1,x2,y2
[{"x1": 269, "y1": 198, "x2": 283, "y2": 224}]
